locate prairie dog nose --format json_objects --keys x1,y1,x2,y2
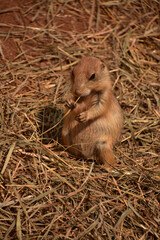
[
  {"x1": 75, "y1": 89, "x2": 83, "y2": 96},
  {"x1": 75, "y1": 88, "x2": 91, "y2": 97}
]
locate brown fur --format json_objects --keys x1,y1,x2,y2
[{"x1": 62, "y1": 56, "x2": 123, "y2": 170}]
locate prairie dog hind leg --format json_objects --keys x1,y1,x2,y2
[{"x1": 94, "y1": 139, "x2": 116, "y2": 170}]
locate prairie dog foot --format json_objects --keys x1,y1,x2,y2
[
  {"x1": 94, "y1": 140, "x2": 116, "y2": 169},
  {"x1": 66, "y1": 98, "x2": 76, "y2": 110}
]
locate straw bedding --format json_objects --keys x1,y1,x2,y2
[{"x1": 0, "y1": 0, "x2": 159, "y2": 239}]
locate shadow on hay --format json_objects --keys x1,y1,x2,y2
[{"x1": 38, "y1": 105, "x2": 64, "y2": 147}]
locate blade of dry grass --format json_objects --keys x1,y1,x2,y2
[
  {"x1": 16, "y1": 209, "x2": 22, "y2": 240},
  {"x1": 1, "y1": 142, "x2": 16, "y2": 175}
]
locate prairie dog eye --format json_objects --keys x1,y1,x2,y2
[{"x1": 89, "y1": 73, "x2": 95, "y2": 81}]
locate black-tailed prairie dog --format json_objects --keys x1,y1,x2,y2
[{"x1": 62, "y1": 56, "x2": 123, "y2": 170}]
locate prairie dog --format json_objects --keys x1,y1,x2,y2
[{"x1": 62, "y1": 56, "x2": 123, "y2": 169}]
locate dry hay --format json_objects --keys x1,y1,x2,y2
[{"x1": 0, "y1": 0, "x2": 159, "y2": 239}]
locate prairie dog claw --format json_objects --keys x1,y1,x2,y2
[{"x1": 66, "y1": 99, "x2": 76, "y2": 110}]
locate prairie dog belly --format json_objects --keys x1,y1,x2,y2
[
  {"x1": 64, "y1": 111, "x2": 121, "y2": 159},
  {"x1": 66, "y1": 118, "x2": 104, "y2": 158}
]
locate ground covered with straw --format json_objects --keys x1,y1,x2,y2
[{"x1": 0, "y1": 0, "x2": 160, "y2": 239}]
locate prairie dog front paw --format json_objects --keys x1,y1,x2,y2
[
  {"x1": 66, "y1": 99, "x2": 76, "y2": 110},
  {"x1": 76, "y1": 112, "x2": 88, "y2": 123}
]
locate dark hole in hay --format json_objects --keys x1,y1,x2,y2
[{"x1": 38, "y1": 105, "x2": 64, "y2": 146}]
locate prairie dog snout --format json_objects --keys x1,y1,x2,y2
[{"x1": 62, "y1": 56, "x2": 123, "y2": 170}]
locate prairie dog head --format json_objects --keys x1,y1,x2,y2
[{"x1": 71, "y1": 56, "x2": 112, "y2": 97}]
